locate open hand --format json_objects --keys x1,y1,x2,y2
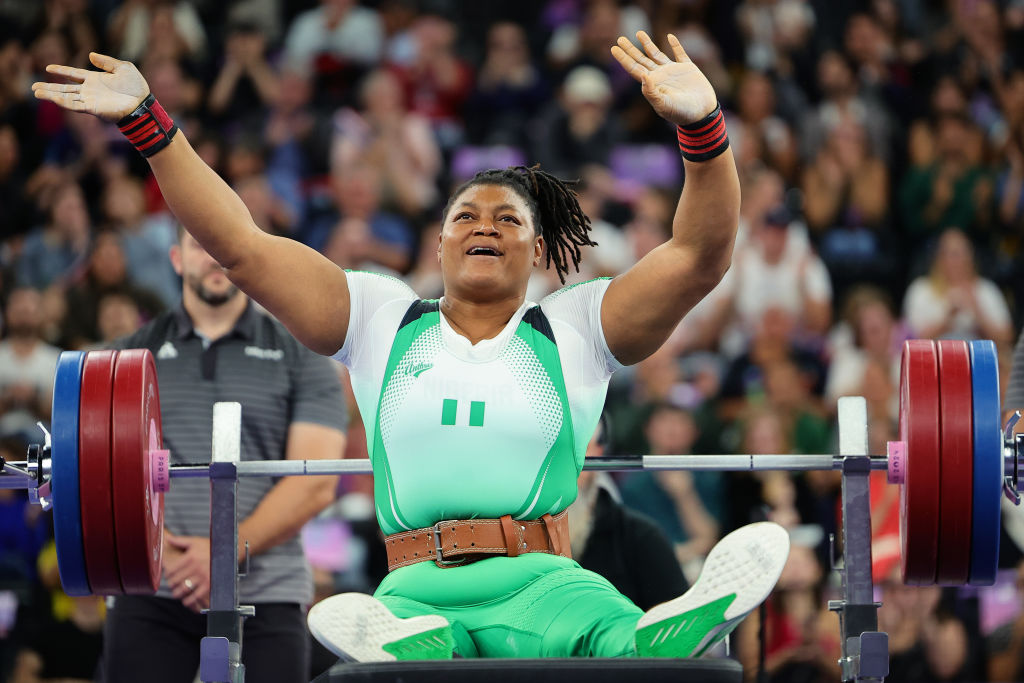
[
  {"x1": 31, "y1": 52, "x2": 149, "y2": 122},
  {"x1": 611, "y1": 32, "x2": 718, "y2": 127}
]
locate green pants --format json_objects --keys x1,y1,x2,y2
[{"x1": 374, "y1": 553, "x2": 643, "y2": 658}]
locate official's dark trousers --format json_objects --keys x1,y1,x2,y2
[{"x1": 101, "y1": 596, "x2": 310, "y2": 683}]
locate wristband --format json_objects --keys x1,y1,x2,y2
[
  {"x1": 117, "y1": 93, "x2": 178, "y2": 158},
  {"x1": 676, "y1": 103, "x2": 729, "y2": 163}
]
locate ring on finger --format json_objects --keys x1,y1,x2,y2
[{"x1": 184, "y1": 578, "x2": 196, "y2": 591}]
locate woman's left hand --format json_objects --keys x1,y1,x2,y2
[{"x1": 611, "y1": 31, "x2": 718, "y2": 127}]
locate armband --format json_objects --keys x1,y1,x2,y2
[
  {"x1": 676, "y1": 103, "x2": 729, "y2": 163},
  {"x1": 117, "y1": 93, "x2": 178, "y2": 158}
]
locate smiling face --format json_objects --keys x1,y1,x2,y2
[{"x1": 438, "y1": 184, "x2": 543, "y2": 303}]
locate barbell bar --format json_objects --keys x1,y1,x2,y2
[
  {"x1": 1, "y1": 339, "x2": 1023, "y2": 597},
  {"x1": 165, "y1": 454, "x2": 890, "y2": 478}
]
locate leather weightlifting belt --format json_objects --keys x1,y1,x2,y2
[{"x1": 385, "y1": 510, "x2": 572, "y2": 571}]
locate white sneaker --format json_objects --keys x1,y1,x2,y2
[
  {"x1": 635, "y1": 522, "x2": 790, "y2": 658},
  {"x1": 307, "y1": 593, "x2": 453, "y2": 662}
]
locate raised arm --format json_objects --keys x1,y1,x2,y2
[
  {"x1": 32, "y1": 53, "x2": 351, "y2": 356},
  {"x1": 602, "y1": 33, "x2": 740, "y2": 366}
]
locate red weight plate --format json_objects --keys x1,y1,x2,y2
[
  {"x1": 935, "y1": 341, "x2": 973, "y2": 585},
  {"x1": 79, "y1": 350, "x2": 123, "y2": 594},
  {"x1": 899, "y1": 340, "x2": 941, "y2": 585},
  {"x1": 111, "y1": 349, "x2": 164, "y2": 594}
]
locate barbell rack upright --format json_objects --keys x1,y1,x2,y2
[
  {"x1": 830, "y1": 397, "x2": 887, "y2": 682},
  {"x1": 199, "y1": 402, "x2": 252, "y2": 683}
]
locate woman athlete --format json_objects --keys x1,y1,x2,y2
[{"x1": 34, "y1": 32, "x2": 789, "y2": 661}]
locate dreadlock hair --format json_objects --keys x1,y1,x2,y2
[{"x1": 441, "y1": 165, "x2": 597, "y2": 284}]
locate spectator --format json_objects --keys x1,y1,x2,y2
[
  {"x1": 619, "y1": 404, "x2": 721, "y2": 576},
  {"x1": 34, "y1": 107, "x2": 114, "y2": 205},
  {"x1": 318, "y1": 165, "x2": 415, "y2": 274},
  {"x1": 718, "y1": 308, "x2": 829, "y2": 427},
  {"x1": 735, "y1": 0, "x2": 815, "y2": 76},
  {"x1": 802, "y1": 117, "x2": 889, "y2": 237},
  {"x1": 736, "y1": 166, "x2": 784, "y2": 249},
  {"x1": 378, "y1": 0, "x2": 418, "y2": 67},
  {"x1": 405, "y1": 221, "x2": 443, "y2": 299},
  {"x1": 0, "y1": 483, "x2": 47, "y2": 588},
  {"x1": 899, "y1": 114, "x2": 994, "y2": 243},
  {"x1": 330, "y1": 68, "x2": 441, "y2": 217},
  {"x1": 283, "y1": 0, "x2": 383, "y2": 75},
  {"x1": 9, "y1": 543, "x2": 105, "y2": 683},
  {"x1": 799, "y1": 50, "x2": 890, "y2": 165},
  {"x1": 573, "y1": 167, "x2": 632, "y2": 277},
  {"x1": 532, "y1": 65, "x2": 625, "y2": 179},
  {"x1": 94, "y1": 291, "x2": 143, "y2": 345},
  {"x1": 902, "y1": 228, "x2": 1012, "y2": 345},
  {"x1": 998, "y1": 118, "x2": 1024, "y2": 234},
  {"x1": 0, "y1": 288, "x2": 60, "y2": 444},
  {"x1": 733, "y1": 71, "x2": 798, "y2": 182},
  {"x1": 546, "y1": 0, "x2": 649, "y2": 96},
  {"x1": 0, "y1": 34, "x2": 35, "y2": 165},
  {"x1": 988, "y1": 563, "x2": 1024, "y2": 680},
  {"x1": 27, "y1": 0, "x2": 100, "y2": 69},
  {"x1": 263, "y1": 65, "x2": 334, "y2": 197},
  {"x1": 107, "y1": 0, "x2": 207, "y2": 64},
  {"x1": 735, "y1": 542, "x2": 840, "y2": 683},
  {"x1": 879, "y1": 579, "x2": 977, "y2": 681},
  {"x1": 16, "y1": 182, "x2": 90, "y2": 290},
  {"x1": 825, "y1": 285, "x2": 906, "y2": 414},
  {"x1": 623, "y1": 186, "x2": 673, "y2": 263},
  {"x1": 207, "y1": 21, "x2": 280, "y2": 127},
  {"x1": 389, "y1": 13, "x2": 473, "y2": 149},
  {"x1": 464, "y1": 21, "x2": 550, "y2": 147},
  {"x1": 996, "y1": 118, "x2": 1024, "y2": 308},
  {"x1": 0, "y1": 123, "x2": 32, "y2": 241},
  {"x1": 61, "y1": 231, "x2": 164, "y2": 349},
  {"x1": 707, "y1": 205, "x2": 833, "y2": 355},
  {"x1": 804, "y1": 115, "x2": 898, "y2": 301},
  {"x1": 569, "y1": 418, "x2": 689, "y2": 611},
  {"x1": 726, "y1": 408, "x2": 806, "y2": 532},
  {"x1": 763, "y1": 358, "x2": 831, "y2": 454},
  {"x1": 101, "y1": 174, "x2": 180, "y2": 307},
  {"x1": 235, "y1": 174, "x2": 297, "y2": 237},
  {"x1": 844, "y1": 12, "x2": 901, "y2": 96},
  {"x1": 140, "y1": 57, "x2": 201, "y2": 129}
]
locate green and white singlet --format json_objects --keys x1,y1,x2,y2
[
  {"x1": 335, "y1": 273, "x2": 644, "y2": 656},
  {"x1": 335, "y1": 272, "x2": 621, "y2": 539}
]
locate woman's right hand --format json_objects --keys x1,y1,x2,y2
[{"x1": 32, "y1": 52, "x2": 150, "y2": 122}]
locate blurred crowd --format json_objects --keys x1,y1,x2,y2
[{"x1": 2, "y1": 0, "x2": 1024, "y2": 681}]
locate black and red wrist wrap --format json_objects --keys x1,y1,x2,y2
[
  {"x1": 117, "y1": 93, "x2": 178, "y2": 158},
  {"x1": 676, "y1": 103, "x2": 729, "y2": 163}
]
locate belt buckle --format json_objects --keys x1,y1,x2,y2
[{"x1": 433, "y1": 523, "x2": 467, "y2": 567}]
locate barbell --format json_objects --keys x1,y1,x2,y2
[{"x1": 0, "y1": 339, "x2": 1021, "y2": 597}]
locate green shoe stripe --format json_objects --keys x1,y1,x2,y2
[
  {"x1": 381, "y1": 626, "x2": 454, "y2": 661},
  {"x1": 636, "y1": 593, "x2": 737, "y2": 658}
]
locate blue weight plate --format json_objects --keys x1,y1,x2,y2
[
  {"x1": 51, "y1": 351, "x2": 90, "y2": 596},
  {"x1": 969, "y1": 340, "x2": 1002, "y2": 586}
]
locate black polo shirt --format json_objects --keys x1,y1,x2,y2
[{"x1": 113, "y1": 302, "x2": 347, "y2": 604}]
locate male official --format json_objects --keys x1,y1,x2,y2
[{"x1": 102, "y1": 229, "x2": 347, "y2": 683}]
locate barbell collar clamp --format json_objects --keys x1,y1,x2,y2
[
  {"x1": 1, "y1": 459, "x2": 30, "y2": 478},
  {"x1": 1002, "y1": 412, "x2": 1024, "y2": 504}
]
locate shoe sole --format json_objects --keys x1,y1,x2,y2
[
  {"x1": 636, "y1": 522, "x2": 790, "y2": 658},
  {"x1": 307, "y1": 593, "x2": 453, "y2": 662}
]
